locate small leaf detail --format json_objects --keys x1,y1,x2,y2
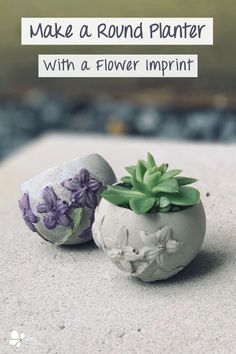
[
  {"x1": 147, "y1": 152, "x2": 156, "y2": 169},
  {"x1": 160, "y1": 169, "x2": 182, "y2": 182},
  {"x1": 168, "y1": 187, "x2": 200, "y2": 206},
  {"x1": 176, "y1": 177, "x2": 198, "y2": 186},
  {"x1": 159, "y1": 196, "x2": 171, "y2": 208},
  {"x1": 152, "y1": 179, "x2": 179, "y2": 194},
  {"x1": 129, "y1": 197, "x2": 156, "y2": 214},
  {"x1": 125, "y1": 165, "x2": 136, "y2": 175},
  {"x1": 136, "y1": 160, "x2": 147, "y2": 182}
]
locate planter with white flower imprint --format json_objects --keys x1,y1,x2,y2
[
  {"x1": 19, "y1": 154, "x2": 116, "y2": 245},
  {"x1": 93, "y1": 153, "x2": 206, "y2": 281}
]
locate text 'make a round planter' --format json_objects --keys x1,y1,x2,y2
[
  {"x1": 93, "y1": 200, "x2": 206, "y2": 281},
  {"x1": 19, "y1": 154, "x2": 116, "y2": 245}
]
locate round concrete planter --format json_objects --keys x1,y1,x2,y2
[
  {"x1": 19, "y1": 154, "x2": 116, "y2": 245},
  {"x1": 93, "y1": 199, "x2": 206, "y2": 281}
]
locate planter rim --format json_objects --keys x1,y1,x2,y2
[
  {"x1": 100, "y1": 198, "x2": 202, "y2": 218},
  {"x1": 22, "y1": 153, "x2": 106, "y2": 184}
]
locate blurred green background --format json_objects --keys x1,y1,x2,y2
[
  {"x1": 0, "y1": 0, "x2": 236, "y2": 100},
  {"x1": 0, "y1": 0, "x2": 236, "y2": 161}
]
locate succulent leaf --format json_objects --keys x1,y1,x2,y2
[
  {"x1": 121, "y1": 176, "x2": 132, "y2": 184},
  {"x1": 136, "y1": 160, "x2": 147, "y2": 182},
  {"x1": 175, "y1": 177, "x2": 198, "y2": 186},
  {"x1": 143, "y1": 170, "x2": 161, "y2": 189},
  {"x1": 140, "y1": 159, "x2": 148, "y2": 169},
  {"x1": 147, "y1": 153, "x2": 156, "y2": 169},
  {"x1": 125, "y1": 165, "x2": 136, "y2": 175},
  {"x1": 160, "y1": 169, "x2": 182, "y2": 182},
  {"x1": 159, "y1": 196, "x2": 171, "y2": 208},
  {"x1": 168, "y1": 187, "x2": 200, "y2": 206},
  {"x1": 152, "y1": 179, "x2": 179, "y2": 194},
  {"x1": 131, "y1": 171, "x2": 152, "y2": 196},
  {"x1": 102, "y1": 186, "x2": 144, "y2": 206},
  {"x1": 158, "y1": 163, "x2": 168, "y2": 175},
  {"x1": 149, "y1": 166, "x2": 158, "y2": 174},
  {"x1": 129, "y1": 197, "x2": 156, "y2": 214}
]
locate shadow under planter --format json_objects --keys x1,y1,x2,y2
[{"x1": 133, "y1": 248, "x2": 227, "y2": 285}]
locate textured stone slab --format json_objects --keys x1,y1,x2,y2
[{"x1": 0, "y1": 134, "x2": 236, "y2": 353}]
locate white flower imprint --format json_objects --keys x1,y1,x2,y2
[
  {"x1": 107, "y1": 226, "x2": 142, "y2": 272},
  {"x1": 95, "y1": 223, "x2": 182, "y2": 277},
  {"x1": 139, "y1": 226, "x2": 181, "y2": 268},
  {"x1": 9, "y1": 330, "x2": 25, "y2": 348}
]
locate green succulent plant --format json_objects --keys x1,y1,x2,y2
[{"x1": 101, "y1": 153, "x2": 200, "y2": 215}]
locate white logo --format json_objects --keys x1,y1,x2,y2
[{"x1": 9, "y1": 330, "x2": 25, "y2": 348}]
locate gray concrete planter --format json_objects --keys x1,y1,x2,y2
[
  {"x1": 93, "y1": 199, "x2": 206, "y2": 281},
  {"x1": 19, "y1": 154, "x2": 116, "y2": 245}
]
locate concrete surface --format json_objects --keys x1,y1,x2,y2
[{"x1": 0, "y1": 134, "x2": 236, "y2": 354}]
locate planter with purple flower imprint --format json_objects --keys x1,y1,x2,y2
[{"x1": 19, "y1": 154, "x2": 116, "y2": 245}]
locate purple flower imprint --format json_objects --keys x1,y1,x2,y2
[
  {"x1": 37, "y1": 186, "x2": 72, "y2": 230},
  {"x1": 19, "y1": 193, "x2": 39, "y2": 232},
  {"x1": 62, "y1": 169, "x2": 102, "y2": 209}
]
